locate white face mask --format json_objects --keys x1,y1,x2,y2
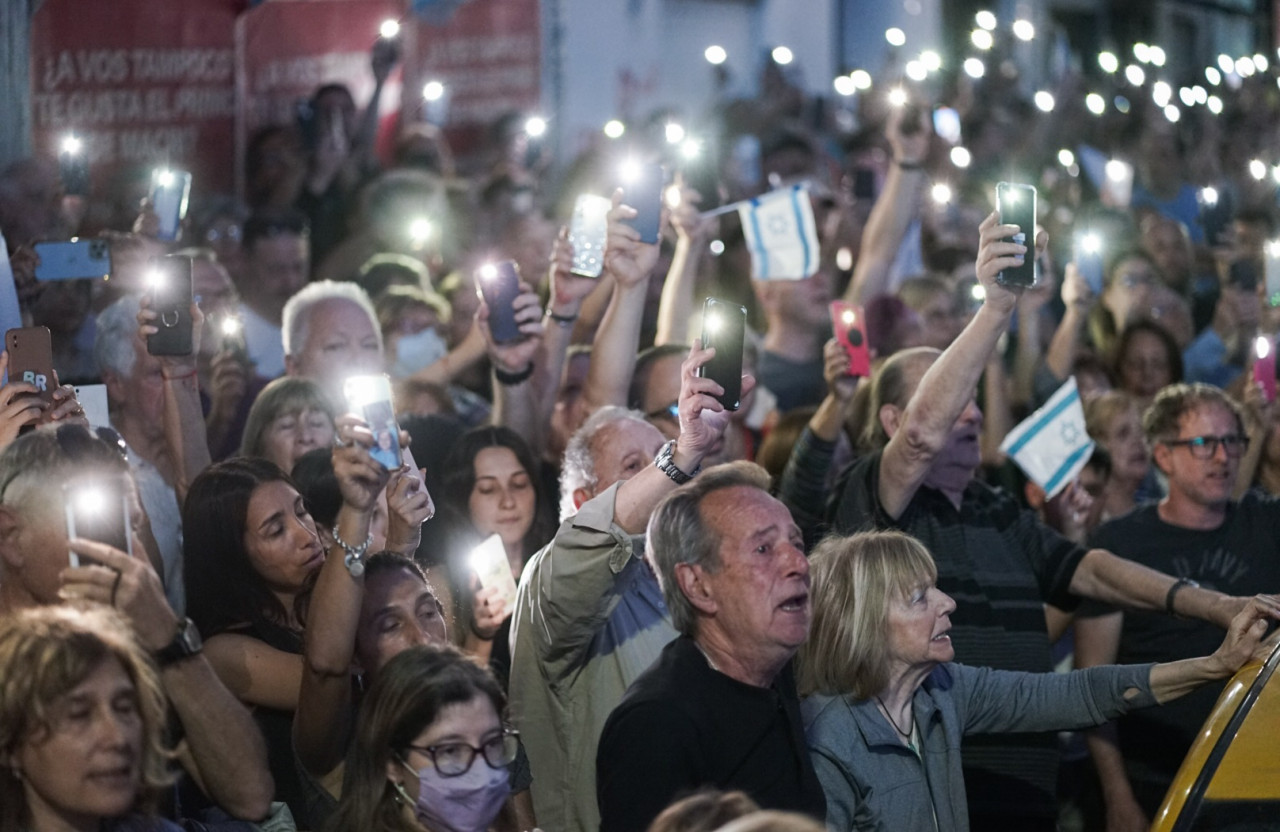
[{"x1": 391, "y1": 327, "x2": 448, "y2": 378}]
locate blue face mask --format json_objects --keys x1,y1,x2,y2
[
  {"x1": 397, "y1": 756, "x2": 510, "y2": 832},
  {"x1": 391, "y1": 327, "x2": 448, "y2": 378}
]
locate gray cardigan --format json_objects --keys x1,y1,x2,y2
[{"x1": 801, "y1": 661, "x2": 1157, "y2": 832}]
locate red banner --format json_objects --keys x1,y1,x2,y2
[{"x1": 30, "y1": 0, "x2": 239, "y2": 194}]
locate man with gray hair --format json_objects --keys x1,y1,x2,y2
[
  {"x1": 282, "y1": 279, "x2": 383, "y2": 408},
  {"x1": 595, "y1": 461, "x2": 824, "y2": 832},
  {"x1": 508, "y1": 343, "x2": 746, "y2": 832}
]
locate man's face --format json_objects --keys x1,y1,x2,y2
[
  {"x1": 758, "y1": 270, "x2": 832, "y2": 330},
  {"x1": 587, "y1": 419, "x2": 665, "y2": 498},
  {"x1": 1156, "y1": 402, "x2": 1243, "y2": 509},
  {"x1": 355, "y1": 567, "x2": 448, "y2": 675},
  {"x1": 695, "y1": 487, "x2": 811, "y2": 663},
  {"x1": 288, "y1": 299, "x2": 383, "y2": 406},
  {"x1": 246, "y1": 235, "x2": 308, "y2": 306}
]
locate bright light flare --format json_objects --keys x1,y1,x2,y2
[
  {"x1": 1098, "y1": 52, "x2": 1119, "y2": 74},
  {"x1": 834, "y1": 75, "x2": 856, "y2": 96},
  {"x1": 1034, "y1": 90, "x2": 1054, "y2": 112},
  {"x1": 1125, "y1": 65, "x2": 1145, "y2": 86},
  {"x1": 964, "y1": 58, "x2": 985, "y2": 79},
  {"x1": 950, "y1": 147, "x2": 972, "y2": 168},
  {"x1": 664, "y1": 123, "x2": 685, "y2": 144},
  {"x1": 422, "y1": 81, "x2": 445, "y2": 101},
  {"x1": 850, "y1": 69, "x2": 872, "y2": 90},
  {"x1": 772, "y1": 46, "x2": 794, "y2": 65},
  {"x1": 603, "y1": 119, "x2": 625, "y2": 139},
  {"x1": 704, "y1": 45, "x2": 727, "y2": 65},
  {"x1": 971, "y1": 29, "x2": 994, "y2": 50},
  {"x1": 885, "y1": 28, "x2": 906, "y2": 47},
  {"x1": 1012, "y1": 19, "x2": 1034, "y2": 41},
  {"x1": 931, "y1": 183, "x2": 952, "y2": 204},
  {"x1": 921, "y1": 50, "x2": 942, "y2": 72},
  {"x1": 1058, "y1": 148, "x2": 1076, "y2": 167},
  {"x1": 888, "y1": 87, "x2": 909, "y2": 107},
  {"x1": 975, "y1": 10, "x2": 997, "y2": 30},
  {"x1": 1085, "y1": 93, "x2": 1106, "y2": 115},
  {"x1": 1250, "y1": 159, "x2": 1267, "y2": 180},
  {"x1": 60, "y1": 134, "x2": 82, "y2": 155},
  {"x1": 379, "y1": 19, "x2": 400, "y2": 39},
  {"x1": 524, "y1": 116, "x2": 547, "y2": 138}
]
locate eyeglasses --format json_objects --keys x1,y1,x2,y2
[
  {"x1": 403, "y1": 729, "x2": 519, "y2": 778},
  {"x1": 646, "y1": 402, "x2": 679, "y2": 422},
  {"x1": 1162, "y1": 434, "x2": 1248, "y2": 460}
]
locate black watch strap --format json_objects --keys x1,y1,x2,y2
[{"x1": 156, "y1": 617, "x2": 203, "y2": 667}]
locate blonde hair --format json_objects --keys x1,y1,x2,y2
[
  {"x1": 0, "y1": 605, "x2": 173, "y2": 832},
  {"x1": 1084, "y1": 390, "x2": 1139, "y2": 443},
  {"x1": 239, "y1": 376, "x2": 336, "y2": 463},
  {"x1": 796, "y1": 530, "x2": 937, "y2": 699}
]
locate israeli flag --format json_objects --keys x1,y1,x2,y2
[
  {"x1": 1000, "y1": 376, "x2": 1095, "y2": 500},
  {"x1": 738, "y1": 184, "x2": 820, "y2": 281}
]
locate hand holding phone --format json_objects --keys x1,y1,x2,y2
[
  {"x1": 1073, "y1": 230, "x2": 1105, "y2": 295},
  {"x1": 697, "y1": 298, "x2": 747, "y2": 411},
  {"x1": 475, "y1": 261, "x2": 523, "y2": 344},
  {"x1": 64, "y1": 475, "x2": 134, "y2": 567},
  {"x1": 995, "y1": 182, "x2": 1038, "y2": 287},
  {"x1": 149, "y1": 168, "x2": 192, "y2": 242},
  {"x1": 830, "y1": 302, "x2": 871, "y2": 377},
  {"x1": 145, "y1": 256, "x2": 195, "y2": 357},
  {"x1": 568, "y1": 194, "x2": 610, "y2": 278}
]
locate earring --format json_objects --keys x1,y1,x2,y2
[{"x1": 390, "y1": 778, "x2": 411, "y2": 805}]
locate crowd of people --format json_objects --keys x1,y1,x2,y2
[{"x1": 5, "y1": 18, "x2": 1280, "y2": 832}]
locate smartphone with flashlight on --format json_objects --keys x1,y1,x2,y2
[
  {"x1": 470, "y1": 533, "x2": 519, "y2": 613},
  {"x1": 1255, "y1": 336, "x2": 1277, "y2": 404},
  {"x1": 474, "y1": 260, "x2": 523, "y2": 344},
  {"x1": 1073, "y1": 230, "x2": 1105, "y2": 295},
  {"x1": 59, "y1": 137, "x2": 89, "y2": 197},
  {"x1": 619, "y1": 162, "x2": 664, "y2": 244},
  {"x1": 146, "y1": 256, "x2": 194, "y2": 357},
  {"x1": 149, "y1": 168, "x2": 192, "y2": 242},
  {"x1": 344, "y1": 374, "x2": 402, "y2": 471},
  {"x1": 995, "y1": 182, "x2": 1037, "y2": 287},
  {"x1": 1265, "y1": 241, "x2": 1280, "y2": 308},
  {"x1": 64, "y1": 475, "x2": 134, "y2": 567},
  {"x1": 830, "y1": 301, "x2": 871, "y2": 378},
  {"x1": 698, "y1": 297, "x2": 747, "y2": 411},
  {"x1": 567, "y1": 194, "x2": 611, "y2": 278}
]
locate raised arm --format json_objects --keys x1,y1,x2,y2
[
  {"x1": 581, "y1": 190, "x2": 662, "y2": 412},
  {"x1": 484, "y1": 280, "x2": 546, "y2": 443},
  {"x1": 844, "y1": 109, "x2": 930, "y2": 305},
  {"x1": 294, "y1": 415, "x2": 398, "y2": 776},
  {"x1": 879, "y1": 213, "x2": 1035, "y2": 519},
  {"x1": 1044, "y1": 263, "x2": 1095, "y2": 383},
  {"x1": 655, "y1": 180, "x2": 716, "y2": 346}
]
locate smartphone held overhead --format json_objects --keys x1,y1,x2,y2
[
  {"x1": 344, "y1": 375, "x2": 402, "y2": 471},
  {"x1": 64, "y1": 474, "x2": 134, "y2": 566},
  {"x1": 568, "y1": 194, "x2": 611, "y2": 278},
  {"x1": 149, "y1": 168, "x2": 192, "y2": 242},
  {"x1": 995, "y1": 182, "x2": 1037, "y2": 287},
  {"x1": 617, "y1": 161, "x2": 665, "y2": 244},
  {"x1": 830, "y1": 302, "x2": 871, "y2": 378},
  {"x1": 698, "y1": 298, "x2": 747, "y2": 411},
  {"x1": 5, "y1": 326, "x2": 57, "y2": 404},
  {"x1": 1073, "y1": 230, "x2": 1105, "y2": 295},
  {"x1": 474, "y1": 260, "x2": 523, "y2": 343},
  {"x1": 146, "y1": 256, "x2": 194, "y2": 357}
]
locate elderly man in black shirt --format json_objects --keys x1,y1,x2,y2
[
  {"x1": 596, "y1": 462, "x2": 825, "y2": 832},
  {"x1": 827, "y1": 214, "x2": 1278, "y2": 829}
]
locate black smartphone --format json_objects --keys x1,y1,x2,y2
[
  {"x1": 146, "y1": 255, "x2": 194, "y2": 356},
  {"x1": 852, "y1": 167, "x2": 877, "y2": 201},
  {"x1": 34, "y1": 239, "x2": 111, "y2": 282},
  {"x1": 59, "y1": 139, "x2": 89, "y2": 197},
  {"x1": 474, "y1": 260, "x2": 522, "y2": 344},
  {"x1": 619, "y1": 162, "x2": 664, "y2": 244},
  {"x1": 63, "y1": 475, "x2": 133, "y2": 566},
  {"x1": 995, "y1": 182, "x2": 1037, "y2": 287},
  {"x1": 698, "y1": 298, "x2": 747, "y2": 411}
]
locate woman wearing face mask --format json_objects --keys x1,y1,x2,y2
[
  {"x1": 376, "y1": 286, "x2": 488, "y2": 389},
  {"x1": 324, "y1": 645, "x2": 517, "y2": 832},
  {"x1": 0, "y1": 605, "x2": 177, "y2": 832}
]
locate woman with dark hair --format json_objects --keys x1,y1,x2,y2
[
  {"x1": 324, "y1": 645, "x2": 518, "y2": 832},
  {"x1": 1112, "y1": 319, "x2": 1183, "y2": 413},
  {"x1": 0, "y1": 605, "x2": 176, "y2": 832},
  {"x1": 437, "y1": 426, "x2": 554, "y2": 678}
]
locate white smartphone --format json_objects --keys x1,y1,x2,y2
[{"x1": 567, "y1": 194, "x2": 610, "y2": 278}]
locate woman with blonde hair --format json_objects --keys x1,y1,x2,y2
[
  {"x1": 796, "y1": 530, "x2": 1275, "y2": 832},
  {"x1": 0, "y1": 604, "x2": 176, "y2": 832}
]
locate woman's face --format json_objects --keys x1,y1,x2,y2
[
  {"x1": 16, "y1": 657, "x2": 142, "y2": 826},
  {"x1": 261, "y1": 407, "x2": 334, "y2": 473},
  {"x1": 242, "y1": 480, "x2": 324, "y2": 594},
  {"x1": 1101, "y1": 405, "x2": 1150, "y2": 483},
  {"x1": 1118, "y1": 331, "x2": 1173, "y2": 399},
  {"x1": 885, "y1": 577, "x2": 956, "y2": 676},
  {"x1": 1103, "y1": 256, "x2": 1159, "y2": 327},
  {"x1": 355, "y1": 568, "x2": 448, "y2": 675},
  {"x1": 468, "y1": 446, "x2": 535, "y2": 550},
  {"x1": 391, "y1": 693, "x2": 504, "y2": 806}
]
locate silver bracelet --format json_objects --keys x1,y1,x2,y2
[{"x1": 334, "y1": 530, "x2": 374, "y2": 577}]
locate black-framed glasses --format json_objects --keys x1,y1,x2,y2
[
  {"x1": 403, "y1": 729, "x2": 519, "y2": 778},
  {"x1": 1162, "y1": 434, "x2": 1248, "y2": 460},
  {"x1": 646, "y1": 402, "x2": 679, "y2": 422}
]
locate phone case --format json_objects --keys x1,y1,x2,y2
[
  {"x1": 471, "y1": 533, "x2": 519, "y2": 611},
  {"x1": 698, "y1": 298, "x2": 746, "y2": 411},
  {"x1": 6, "y1": 326, "x2": 57, "y2": 404},
  {"x1": 34, "y1": 239, "x2": 111, "y2": 282},
  {"x1": 568, "y1": 194, "x2": 610, "y2": 278},
  {"x1": 621, "y1": 163, "x2": 664, "y2": 244},
  {"x1": 147, "y1": 257, "x2": 194, "y2": 356},
  {"x1": 150, "y1": 169, "x2": 192, "y2": 242},
  {"x1": 830, "y1": 302, "x2": 871, "y2": 377},
  {"x1": 475, "y1": 261, "x2": 522, "y2": 344},
  {"x1": 344, "y1": 375, "x2": 402, "y2": 470},
  {"x1": 64, "y1": 475, "x2": 133, "y2": 566},
  {"x1": 996, "y1": 182, "x2": 1037, "y2": 287},
  {"x1": 1073, "y1": 233, "x2": 1105, "y2": 295}
]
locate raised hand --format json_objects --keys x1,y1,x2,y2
[
  {"x1": 603, "y1": 188, "x2": 661, "y2": 289},
  {"x1": 674, "y1": 340, "x2": 756, "y2": 467},
  {"x1": 331, "y1": 415, "x2": 392, "y2": 513},
  {"x1": 477, "y1": 280, "x2": 545, "y2": 374},
  {"x1": 384, "y1": 467, "x2": 434, "y2": 554}
]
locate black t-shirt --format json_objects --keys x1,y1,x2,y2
[
  {"x1": 828, "y1": 448, "x2": 1089, "y2": 821},
  {"x1": 596, "y1": 636, "x2": 825, "y2": 832},
  {"x1": 1082, "y1": 493, "x2": 1280, "y2": 796}
]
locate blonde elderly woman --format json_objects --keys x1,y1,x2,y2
[{"x1": 796, "y1": 530, "x2": 1278, "y2": 832}]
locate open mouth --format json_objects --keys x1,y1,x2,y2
[
  {"x1": 931, "y1": 626, "x2": 952, "y2": 643},
  {"x1": 778, "y1": 593, "x2": 809, "y2": 613}
]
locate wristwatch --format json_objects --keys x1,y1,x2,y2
[
  {"x1": 156, "y1": 617, "x2": 203, "y2": 667},
  {"x1": 654, "y1": 439, "x2": 699, "y2": 485}
]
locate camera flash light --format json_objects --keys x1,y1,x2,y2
[
  {"x1": 61, "y1": 135, "x2": 83, "y2": 155},
  {"x1": 1105, "y1": 160, "x2": 1129, "y2": 182},
  {"x1": 1200, "y1": 186, "x2": 1219, "y2": 206},
  {"x1": 408, "y1": 217, "x2": 433, "y2": 245},
  {"x1": 1266, "y1": 240, "x2": 1280, "y2": 259},
  {"x1": 220, "y1": 316, "x2": 242, "y2": 337},
  {"x1": 603, "y1": 120, "x2": 626, "y2": 139},
  {"x1": 379, "y1": 19, "x2": 400, "y2": 39},
  {"x1": 155, "y1": 169, "x2": 175, "y2": 188},
  {"x1": 705, "y1": 313, "x2": 722, "y2": 335},
  {"x1": 665, "y1": 123, "x2": 686, "y2": 145},
  {"x1": 665, "y1": 185, "x2": 683, "y2": 209},
  {"x1": 470, "y1": 533, "x2": 507, "y2": 576},
  {"x1": 1256, "y1": 336, "x2": 1271, "y2": 360},
  {"x1": 145, "y1": 269, "x2": 164, "y2": 290},
  {"x1": 931, "y1": 183, "x2": 953, "y2": 205},
  {"x1": 971, "y1": 284, "x2": 986, "y2": 301},
  {"x1": 704, "y1": 45, "x2": 728, "y2": 66},
  {"x1": 680, "y1": 139, "x2": 702, "y2": 160},
  {"x1": 618, "y1": 159, "x2": 642, "y2": 184},
  {"x1": 478, "y1": 263, "x2": 498, "y2": 282},
  {"x1": 1080, "y1": 233, "x2": 1102, "y2": 254},
  {"x1": 772, "y1": 46, "x2": 794, "y2": 66},
  {"x1": 841, "y1": 309, "x2": 855, "y2": 325},
  {"x1": 888, "y1": 87, "x2": 909, "y2": 108},
  {"x1": 422, "y1": 81, "x2": 445, "y2": 101},
  {"x1": 74, "y1": 488, "x2": 105, "y2": 515},
  {"x1": 343, "y1": 375, "x2": 387, "y2": 409},
  {"x1": 524, "y1": 116, "x2": 547, "y2": 138}
]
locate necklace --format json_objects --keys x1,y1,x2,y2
[{"x1": 876, "y1": 696, "x2": 913, "y2": 740}]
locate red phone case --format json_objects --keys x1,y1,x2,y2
[{"x1": 831, "y1": 302, "x2": 871, "y2": 378}]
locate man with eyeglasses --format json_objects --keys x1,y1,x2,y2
[{"x1": 1076, "y1": 382, "x2": 1280, "y2": 829}]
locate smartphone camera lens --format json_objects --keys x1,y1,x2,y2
[{"x1": 846, "y1": 328, "x2": 863, "y2": 347}]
